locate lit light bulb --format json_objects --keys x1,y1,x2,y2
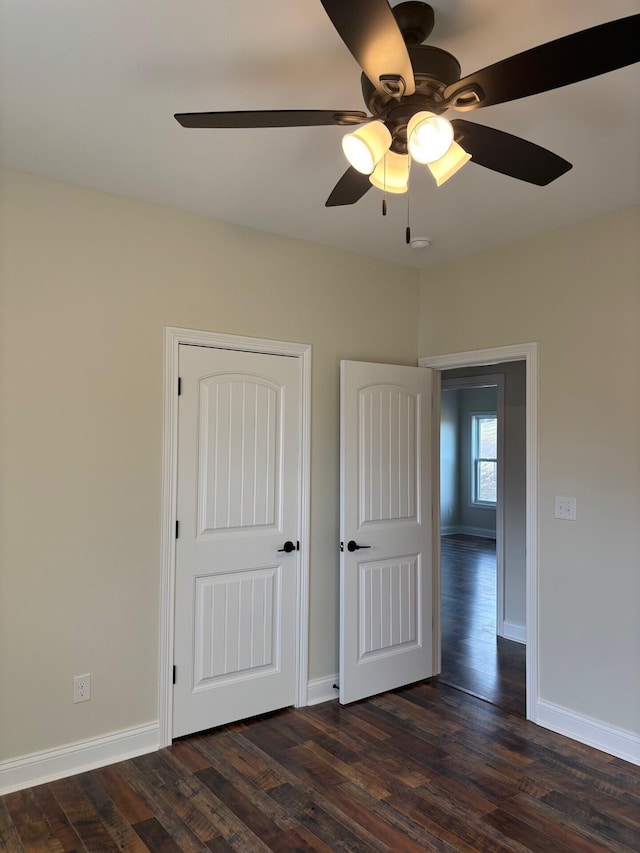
[
  {"x1": 428, "y1": 141, "x2": 471, "y2": 186},
  {"x1": 369, "y1": 151, "x2": 410, "y2": 194},
  {"x1": 407, "y1": 111, "x2": 454, "y2": 164},
  {"x1": 342, "y1": 121, "x2": 392, "y2": 174}
]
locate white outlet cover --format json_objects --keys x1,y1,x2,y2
[{"x1": 73, "y1": 673, "x2": 91, "y2": 703}]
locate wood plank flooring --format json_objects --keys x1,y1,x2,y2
[
  {"x1": 3, "y1": 680, "x2": 640, "y2": 851},
  {"x1": 439, "y1": 534, "x2": 526, "y2": 716}
]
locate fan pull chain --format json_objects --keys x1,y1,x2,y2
[
  {"x1": 381, "y1": 154, "x2": 387, "y2": 216},
  {"x1": 405, "y1": 161, "x2": 411, "y2": 244}
]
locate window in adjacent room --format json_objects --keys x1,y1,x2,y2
[{"x1": 471, "y1": 413, "x2": 497, "y2": 505}]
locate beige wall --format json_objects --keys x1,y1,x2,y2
[
  {"x1": 419, "y1": 207, "x2": 640, "y2": 733},
  {"x1": 0, "y1": 170, "x2": 420, "y2": 760},
  {"x1": 2, "y1": 168, "x2": 638, "y2": 766}
]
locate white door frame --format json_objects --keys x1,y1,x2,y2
[
  {"x1": 158, "y1": 326, "x2": 312, "y2": 747},
  {"x1": 420, "y1": 342, "x2": 538, "y2": 722},
  {"x1": 440, "y1": 374, "x2": 506, "y2": 637}
]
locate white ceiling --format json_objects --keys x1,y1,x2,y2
[{"x1": 1, "y1": 0, "x2": 639, "y2": 268}]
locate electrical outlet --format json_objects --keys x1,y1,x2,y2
[{"x1": 73, "y1": 673, "x2": 91, "y2": 703}]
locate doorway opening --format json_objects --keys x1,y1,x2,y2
[
  {"x1": 438, "y1": 372, "x2": 525, "y2": 715},
  {"x1": 420, "y1": 343, "x2": 537, "y2": 722}
]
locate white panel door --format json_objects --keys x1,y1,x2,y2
[
  {"x1": 340, "y1": 360, "x2": 433, "y2": 704},
  {"x1": 173, "y1": 344, "x2": 300, "y2": 738}
]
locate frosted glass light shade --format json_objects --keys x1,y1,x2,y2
[
  {"x1": 428, "y1": 141, "x2": 471, "y2": 186},
  {"x1": 341, "y1": 121, "x2": 392, "y2": 174},
  {"x1": 407, "y1": 111, "x2": 454, "y2": 164},
  {"x1": 369, "y1": 151, "x2": 410, "y2": 194}
]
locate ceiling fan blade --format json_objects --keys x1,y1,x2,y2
[
  {"x1": 320, "y1": 0, "x2": 416, "y2": 96},
  {"x1": 452, "y1": 120, "x2": 572, "y2": 185},
  {"x1": 325, "y1": 167, "x2": 373, "y2": 206},
  {"x1": 445, "y1": 14, "x2": 640, "y2": 110},
  {"x1": 174, "y1": 110, "x2": 368, "y2": 129}
]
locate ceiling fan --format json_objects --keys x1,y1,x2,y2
[{"x1": 175, "y1": 1, "x2": 640, "y2": 208}]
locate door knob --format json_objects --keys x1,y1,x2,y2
[
  {"x1": 347, "y1": 540, "x2": 371, "y2": 552},
  {"x1": 278, "y1": 540, "x2": 297, "y2": 553}
]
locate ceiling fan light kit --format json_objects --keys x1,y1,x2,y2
[
  {"x1": 428, "y1": 141, "x2": 472, "y2": 187},
  {"x1": 369, "y1": 151, "x2": 410, "y2": 193},
  {"x1": 342, "y1": 121, "x2": 392, "y2": 174},
  {"x1": 407, "y1": 112, "x2": 454, "y2": 164},
  {"x1": 342, "y1": 111, "x2": 465, "y2": 191},
  {"x1": 174, "y1": 0, "x2": 640, "y2": 230}
]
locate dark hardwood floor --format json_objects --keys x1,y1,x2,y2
[
  {"x1": 439, "y1": 534, "x2": 526, "y2": 717},
  {"x1": 3, "y1": 681, "x2": 640, "y2": 851},
  {"x1": 0, "y1": 540, "x2": 634, "y2": 851}
]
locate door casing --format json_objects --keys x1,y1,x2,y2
[
  {"x1": 159, "y1": 326, "x2": 312, "y2": 747},
  {"x1": 420, "y1": 342, "x2": 538, "y2": 722}
]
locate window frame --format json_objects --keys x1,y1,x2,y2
[{"x1": 470, "y1": 412, "x2": 498, "y2": 507}]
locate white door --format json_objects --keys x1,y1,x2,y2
[
  {"x1": 173, "y1": 344, "x2": 300, "y2": 738},
  {"x1": 340, "y1": 360, "x2": 433, "y2": 704}
]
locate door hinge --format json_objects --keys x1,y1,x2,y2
[
  {"x1": 177, "y1": 377, "x2": 182, "y2": 396},
  {"x1": 340, "y1": 541, "x2": 344, "y2": 552},
  {"x1": 175, "y1": 520, "x2": 180, "y2": 539},
  {"x1": 172, "y1": 665, "x2": 176, "y2": 685}
]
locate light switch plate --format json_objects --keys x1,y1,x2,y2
[{"x1": 555, "y1": 496, "x2": 576, "y2": 521}]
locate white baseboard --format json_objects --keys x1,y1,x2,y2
[
  {"x1": 501, "y1": 620, "x2": 526, "y2": 644},
  {"x1": 459, "y1": 526, "x2": 496, "y2": 539},
  {"x1": 440, "y1": 526, "x2": 496, "y2": 540},
  {"x1": 536, "y1": 699, "x2": 640, "y2": 767},
  {"x1": 307, "y1": 675, "x2": 339, "y2": 706},
  {"x1": 0, "y1": 721, "x2": 159, "y2": 795},
  {"x1": 6, "y1": 698, "x2": 635, "y2": 797}
]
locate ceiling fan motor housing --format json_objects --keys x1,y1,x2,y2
[
  {"x1": 362, "y1": 45, "x2": 462, "y2": 152},
  {"x1": 393, "y1": 1, "x2": 435, "y2": 45}
]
